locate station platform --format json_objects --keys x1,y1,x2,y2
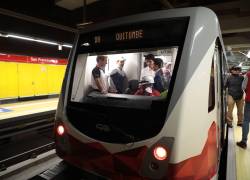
[
  {"x1": 0, "y1": 98, "x2": 58, "y2": 120},
  {"x1": 232, "y1": 109, "x2": 250, "y2": 180}
]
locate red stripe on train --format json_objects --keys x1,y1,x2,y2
[
  {"x1": 168, "y1": 122, "x2": 218, "y2": 179},
  {"x1": 57, "y1": 122, "x2": 218, "y2": 179},
  {"x1": 0, "y1": 54, "x2": 67, "y2": 65}
]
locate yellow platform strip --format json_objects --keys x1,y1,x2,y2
[
  {"x1": 0, "y1": 98, "x2": 58, "y2": 120},
  {"x1": 233, "y1": 108, "x2": 250, "y2": 180}
]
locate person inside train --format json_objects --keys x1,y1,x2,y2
[
  {"x1": 109, "y1": 57, "x2": 128, "y2": 94},
  {"x1": 152, "y1": 58, "x2": 166, "y2": 93},
  {"x1": 125, "y1": 80, "x2": 139, "y2": 94},
  {"x1": 140, "y1": 54, "x2": 155, "y2": 81},
  {"x1": 225, "y1": 66, "x2": 244, "y2": 128},
  {"x1": 162, "y1": 62, "x2": 172, "y2": 89},
  {"x1": 237, "y1": 68, "x2": 250, "y2": 149},
  {"x1": 91, "y1": 55, "x2": 109, "y2": 94},
  {"x1": 134, "y1": 76, "x2": 160, "y2": 96}
]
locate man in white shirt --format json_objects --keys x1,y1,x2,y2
[
  {"x1": 91, "y1": 55, "x2": 108, "y2": 94},
  {"x1": 141, "y1": 54, "x2": 155, "y2": 81}
]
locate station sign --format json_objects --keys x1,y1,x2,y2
[{"x1": 0, "y1": 53, "x2": 68, "y2": 65}]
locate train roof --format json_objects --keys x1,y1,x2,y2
[
  {"x1": 78, "y1": 7, "x2": 225, "y2": 58},
  {"x1": 79, "y1": 7, "x2": 221, "y2": 38}
]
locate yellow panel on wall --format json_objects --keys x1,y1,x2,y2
[
  {"x1": 33, "y1": 64, "x2": 48, "y2": 96},
  {"x1": 0, "y1": 62, "x2": 7, "y2": 99},
  {"x1": 57, "y1": 65, "x2": 66, "y2": 93},
  {"x1": 47, "y1": 65, "x2": 58, "y2": 94},
  {"x1": 6, "y1": 62, "x2": 18, "y2": 98},
  {"x1": 0, "y1": 62, "x2": 18, "y2": 99},
  {"x1": 18, "y1": 63, "x2": 35, "y2": 97}
]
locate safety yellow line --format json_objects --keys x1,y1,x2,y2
[
  {"x1": 233, "y1": 108, "x2": 250, "y2": 180},
  {"x1": 0, "y1": 98, "x2": 58, "y2": 120}
]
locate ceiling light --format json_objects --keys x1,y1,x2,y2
[
  {"x1": 0, "y1": 33, "x2": 9, "y2": 37},
  {"x1": 58, "y1": 44, "x2": 62, "y2": 51},
  {"x1": 82, "y1": 42, "x2": 90, "y2": 46},
  {"x1": 62, "y1": 44, "x2": 73, "y2": 48},
  {"x1": 247, "y1": 51, "x2": 250, "y2": 58},
  {"x1": 0, "y1": 32, "x2": 73, "y2": 48},
  {"x1": 8, "y1": 34, "x2": 34, "y2": 41},
  {"x1": 34, "y1": 39, "x2": 58, "y2": 45}
]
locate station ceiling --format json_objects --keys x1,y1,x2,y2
[{"x1": 0, "y1": 0, "x2": 249, "y2": 54}]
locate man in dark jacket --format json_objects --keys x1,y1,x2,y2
[
  {"x1": 152, "y1": 58, "x2": 165, "y2": 93},
  {"x1": 226, "y1": 66, "x2": 244, "y2": 128}
]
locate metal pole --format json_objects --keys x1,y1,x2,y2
[{"x1": 83, "y1": 0, "x2": 87, "y2": 23}]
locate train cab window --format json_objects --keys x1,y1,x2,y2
[
  {"x1": 70, "y1": 48, "x2": 177, "y2": 104},
  {"x1": 208, "y1": 60, "x2": 215, "y2": 112}
]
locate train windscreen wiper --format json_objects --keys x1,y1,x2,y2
[{"x1": 109, "y1": 124, "x2": 139, "y2": 144}]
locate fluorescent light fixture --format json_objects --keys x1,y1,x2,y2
[
  {"x1": 81, "y1": 42, "x2": 90, "y2": 46},
  {"x1": 8, "y1": 34, "x2": 34, "y2": 41},
  {"x1": 58, "y1": 45, "x2": 62, "y2": 51},
  {"x1": 62, "y1": 44, "x2": 73, "y2": 48},
  {"x1": 0, "y1": 33, "x2": 73, "y2": 48},
  {"x1": 35, "y1": 39, "x2": 58, "y2": 45},
  {"x1": 247, "y1": 51, "x2": 250, "y2": 58},
  {"x1": 0, "y1": 33, "x2": 9, "y2": 37}
]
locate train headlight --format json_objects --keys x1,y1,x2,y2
[
  {"x1": 153, "y1": 146, "x2": 167, "y2": 161},
  {"x1": 57, "y1": 125, "x2": 65, "y2": 136}
]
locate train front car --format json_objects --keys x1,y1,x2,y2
[{"x1": 55, "y1": 7, "x2": 227, "y2": 180}]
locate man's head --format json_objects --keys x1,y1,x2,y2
[
  {"x1": 144, "y1": 54, "x2": 155, "y2": 69},
  {"x1": 96, "y1": 55, "x2": 108, "y2": 68},
  {"x1": 116, "y1": 57, "x2": 126, "y2": 69},
  {"x1": 231, "y1": 66, "x2": 241, "y2": 75},
  {"x1": 153, "y1": 58, "x2": 163, "y2": 71}
]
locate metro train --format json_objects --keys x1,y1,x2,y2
[{"x1": 55, "y1": 7, "x2": 228, "y2": 179}]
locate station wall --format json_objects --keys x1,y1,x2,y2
[{"x1": 0, "y1": 54, "x2": 67, "y2": 99}]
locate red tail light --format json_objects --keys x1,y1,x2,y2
[
  {"x1": 57, "y1": 125, "x2": 65, "y2": 136},
  {"x1": 153, "y1": 146, "x2": 167, "y2": 161}
]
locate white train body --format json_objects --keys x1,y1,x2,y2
[{"x1": 55, "y1": 7, "x2": 227, "y2": 179}]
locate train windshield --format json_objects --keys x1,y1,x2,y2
[{"x1": 67, "y1": 17, "x2": 189, "y2": 143}]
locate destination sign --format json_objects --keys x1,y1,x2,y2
[
  {"x1": 115, "y1": 30, "x2": 143, "y2": 41},
  {"x1": 78, "y1": 17, "x2": 189, "y2": 53}
]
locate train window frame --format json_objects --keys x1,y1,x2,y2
[{"x1": 70, "y1": 47, "x2": 178, "y2": 104}]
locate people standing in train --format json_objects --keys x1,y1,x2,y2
[
  {"x1": 152, "y1": 58, "x2": 166, "y2": 93},
  {"x1": 141, "y1": 54, "x2": 155, "y2": 81},
  {"x1": 109, "y1": 57, "x2": 128, "y2": 94},
  {"x1": 91, "y1": 55, "x2": 109, "y2": 94},
  {"x1": 226, "y1": 66, "x2": 244, "y2": 128},
  {"x1": 237, "y1": 68, "x2": 250, "y2": 149}
]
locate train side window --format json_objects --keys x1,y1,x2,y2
[{"x1": 208, "y1": 59, "x2": 215, "y2": 112}]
